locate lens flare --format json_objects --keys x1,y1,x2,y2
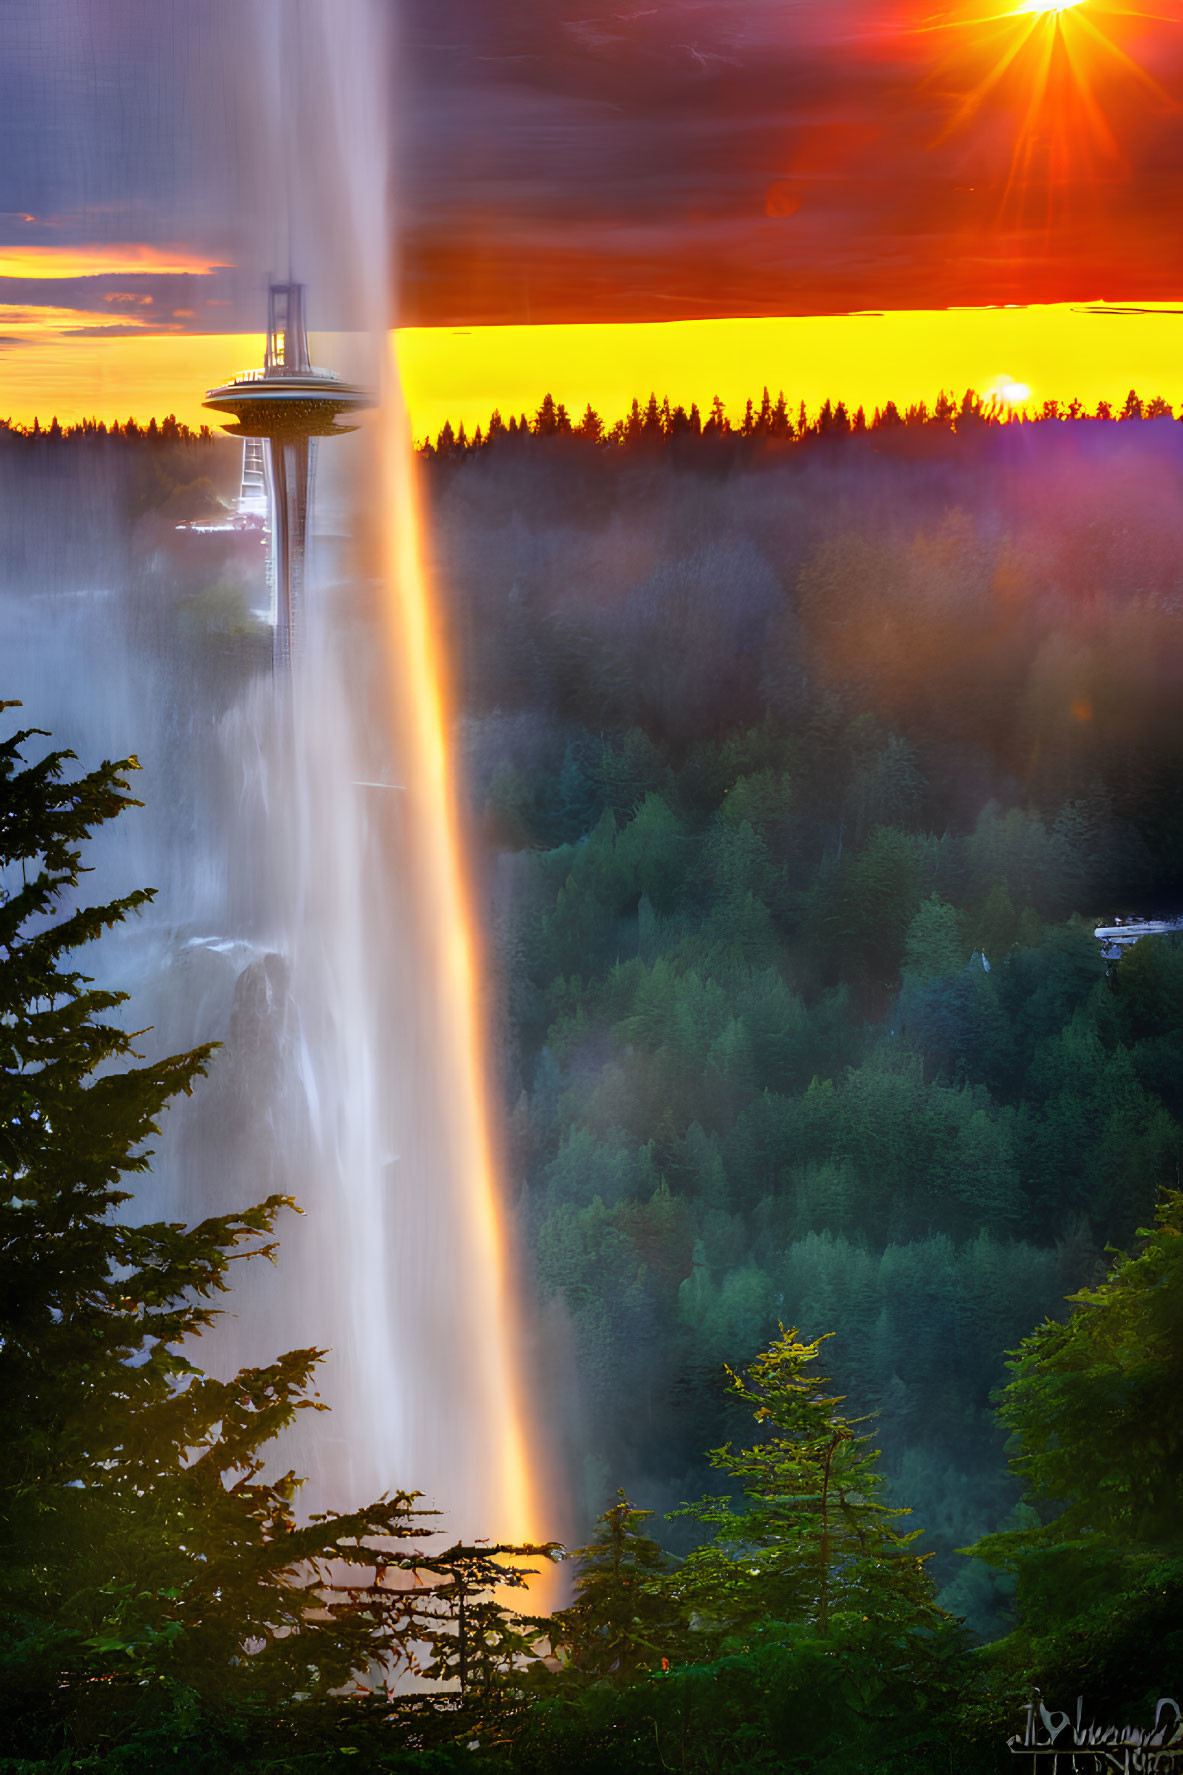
[
  {"x1": 920, "y1": 0, "x2": 1177, "y2": 222},
  {"x1": 375, "y1": 345, "x2": 553, "y2": 1591}
]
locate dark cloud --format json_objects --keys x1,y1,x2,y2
[
  {"x1": 1, "y1": 0, "x2": 1180, "y2": 330},
  {"x1": 57, "y1": 324, "x2": 172, "y2": 338},
  {"x1": 0, "y1": 1, "x2": 287, "y2": 331},
  {"x1": 0, "y1": 270, "x2": 240, "y2": 326},
  {"x1": 396, "y1": 0, "x2": 1183, "y2": 322}
]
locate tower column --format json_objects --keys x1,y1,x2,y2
[
  {"x1": 268, "y1": 434, "x2": 313, "y2": 669},
  {"x1": 203, "y1": 282, "x2": 371, "y2": 670}
]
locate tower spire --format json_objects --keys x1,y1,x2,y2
[{"x1": 203, "y1": 283, "x2": 371, "y2": 667}]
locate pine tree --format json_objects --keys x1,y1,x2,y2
[
  {"x1": 959, "y1": 389, "x2": 982, "y2": 427},
  {"x1": 577, "y1": 402, "x2": 604, "y2": 443},
  {"x1": 665, "y1": 1328, "x2": 941, "y2": 1643},
  {"x1": 535, "y1": 392, "x2": 559, "y2": 436},
  {"x1": 0, "y1": 709, "x2": 555, "y2": 1767},
  {"x1": 549, "y1": 1491, "x2": 675, "y2": 1681},
  {"x1": 561, "y1": 1334, "x2": 966, "y2": 1775}
]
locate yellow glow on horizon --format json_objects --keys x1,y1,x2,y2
[
  {"x1": 1011, "y1": 0, "x2": 1085, "y2": 15},
  {"x1": 392, "y1": 305, "x2": 1183, "y2": 442},
  {"x1": 376, "y1": 344, "x2": 551, "y2": 1583},
  {"x1": 0, "y1": 302, "x2": 153, "y2": 339},
  {"x1": 1, "y1": 304, "x2": 1182, "y2": 441}
]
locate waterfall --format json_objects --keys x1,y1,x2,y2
[{"x1": 2, "y1": 0, "x2": 552, "y2": 1559}]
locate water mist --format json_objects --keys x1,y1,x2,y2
[
  {"x1": 4, "y1": 0, "x2": 550, "y2": 1561},
  {"x1": 211, "y1": 0, "x2": 547, "y2": 1547}
]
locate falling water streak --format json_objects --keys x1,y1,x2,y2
[
  {"x1": 210, "y1": 0, "x2": 554, "y2": 1576},
  {"x1": 0, "y1": 0, "x2": 555, "y2": 1578}
]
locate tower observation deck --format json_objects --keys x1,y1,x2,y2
[{"x1": 204, "y1": 283, "x2": 372, "y2": 667}]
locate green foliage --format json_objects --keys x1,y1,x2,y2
[
  {"x1": 549, "y1": 1491, "x2": 676, "y2": 1681},
  {"x1": 0, "y1": 710, "x2": 557, "y2": 1769},
  {"x1": 966, "y1": 1192, "x2": 1183, "y2": 1723},
  {"x1": 821, "y1": 825, "x2": 943, "y2": 988},
  {"x1": 516, "y1": 1332, "x2": 967, "y2": 1774},
  {"x1": 902, "y1": 894, "x2": 966, "y2": 982},
  {"x1": 510, "y1": 695, "x2": 1183, "y2": 1640},
  {"x1": 515, "y1": 1630, "x2": 963, "y2": 1775},
  {"x1": 664, "y1": 1329, "x2": 941, "y2": 1643},
  {"x1": 431, "y1": 418, "x2": 1183, "y2": 1751}
]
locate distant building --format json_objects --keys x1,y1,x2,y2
[{"x1": 1093, "y1": 917, "x2": 1183, "y2": 961}]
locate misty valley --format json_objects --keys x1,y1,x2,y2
[{"x1": 4, "y1": 407, "x2": 1183, "y2": 1769}]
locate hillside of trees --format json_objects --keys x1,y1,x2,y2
[
  {"x1": 423, "y1": 409, "x2": 1183, "y2": 1635},
  {"x1": 6, "y1": 408, "x2": 1183, "y2": 1767},
  {"x1": 5, "y1": 704, "x2": 1181, "y2": 1769}
]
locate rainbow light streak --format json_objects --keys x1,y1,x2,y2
[{"x1": 376, "y1": 339, "x2": 542, "y2": 1565}]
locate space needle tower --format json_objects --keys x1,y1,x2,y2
[{"x1": 204, "y1": 282, "x2": 372, "y2": 667}]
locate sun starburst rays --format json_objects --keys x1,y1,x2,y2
[{"x1": 920, "y1": 0, "x2": 1177, "y2": 224}]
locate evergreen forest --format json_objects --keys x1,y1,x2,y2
[
  {"x1": 432, "y1": 408, "x2": 1183, "y2": 1611},
  {"x1": 4, "y1": 406, "x2": 1183, "y2": 1768}
]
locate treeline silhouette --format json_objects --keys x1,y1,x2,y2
[
  {"x1": 0, "y1": 413, "x2": 217, "y2": 446},
  {"x1": 422, "y1": 384, "x2": 1179, "y2": 455}
]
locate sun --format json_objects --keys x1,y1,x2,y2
[{"x1": 921, "y1": 0, "x2": 1175, "y2": 216}]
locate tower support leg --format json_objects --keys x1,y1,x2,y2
[{"x1": 267, "y1": 436, "x2": 312, "y2": 670}]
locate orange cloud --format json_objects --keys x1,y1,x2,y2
[
  {"x1": 0, "y1": 243, "x2": 229, "y2": 280},
  {"x1": 0, "y1": 302, "x2": 146, "y2": 334}
]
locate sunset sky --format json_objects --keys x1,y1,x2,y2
[{"x1": 2, "y1": 0, "x2": 1182, "y2": 423}]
